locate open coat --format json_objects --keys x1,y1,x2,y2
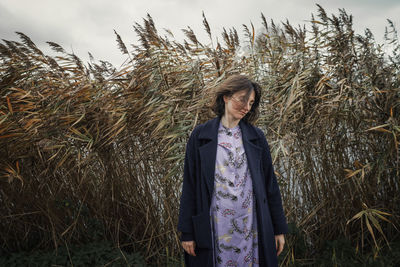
[{"x1": 178, "y1": 116, "x2": 288, "y2": 267}]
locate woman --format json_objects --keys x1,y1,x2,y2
[{"x1": 177, "y1": 74, "x2": 288, "y2": 267}]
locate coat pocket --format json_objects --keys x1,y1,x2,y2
[{"x1": 192, "y1": 211, "x2": 212, "y2": 249}]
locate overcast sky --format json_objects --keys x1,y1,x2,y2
[{"x1": 1, "y1": 0, "x2": 399, "y2": 67}]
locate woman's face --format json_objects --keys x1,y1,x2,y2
[{"x1": 223, "y1": 89, "x2": 255, "y2": 120}]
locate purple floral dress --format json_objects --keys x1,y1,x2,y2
[{"x1": 210, "y1": 121, "x2": 259, "y2": 267}]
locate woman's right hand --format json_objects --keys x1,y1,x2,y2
[{"x1": 182, "y1": 240, "x2": 196, "y2": 256}]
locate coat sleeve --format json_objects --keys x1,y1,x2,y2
[
  {"x1": 177, "y1": 127, "x2": 198, "y2": 241},
  {"x1": 257, "y1": 128, "x2": 289, "y2": 235}
]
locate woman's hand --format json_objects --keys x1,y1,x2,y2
[
  {"x1": 182, "y1": 240, "x2": 196, "y2": 256},
  {"x1": 275, "y1": 234, "x2": 285, "y2": 256}
]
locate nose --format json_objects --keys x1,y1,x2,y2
[{"x1": 243, "y1": 102, "x2": 251, "y2": 111}]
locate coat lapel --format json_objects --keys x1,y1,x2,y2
[
  {"x1": 198, "y1": 117, "x2": 219, "y2": 196},
  {"x1": 241, "y1": 122, "x2": 263, "y2": 199},
  {"x1": 198, "y1": 116, "x2": 263, "y2": 197}
]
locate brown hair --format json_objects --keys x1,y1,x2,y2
[{"x1": 211, "y1": 74, "x2": 261, "y2": 124}]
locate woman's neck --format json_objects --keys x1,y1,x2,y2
[{"x1": 221, "y1": 114, "x2": 240, "y2": 129}]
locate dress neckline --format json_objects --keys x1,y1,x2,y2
[{"x1": 219, "y1": 121, "x2": 240, "y2": 131}]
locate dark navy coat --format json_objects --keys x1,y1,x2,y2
[{"x1": 178, "y1": 116, "x2": 288, "y2": 267}]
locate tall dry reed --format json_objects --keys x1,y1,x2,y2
[{"x1": 1, "y1": 5, "x2": 399, "y2": 265}]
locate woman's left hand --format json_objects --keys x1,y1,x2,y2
[{"x1": 275, "y1": 234, "x2": 285, "y2": 256}]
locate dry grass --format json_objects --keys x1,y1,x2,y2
[{"x1": 1, "y1": 5, "x2": 399, "y2": 265}]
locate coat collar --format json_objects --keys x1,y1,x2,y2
[
  {"x1": 198, "y1": 116, "x2": 259, "y2": 142},
  {"x1": 197, "y1": 116, "x2": 262, "y2": 201}
]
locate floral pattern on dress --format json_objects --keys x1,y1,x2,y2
[{"x1": 210, "y1": 121, "x2": 259, "y2": 267}]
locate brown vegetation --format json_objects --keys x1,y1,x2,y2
[{"x1": 1, "y1": 5, "x2": 399, "y2": 265}]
